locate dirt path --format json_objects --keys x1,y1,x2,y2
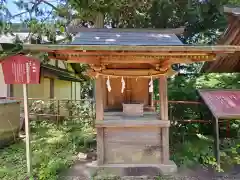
[{"x1": 58, "y1": 160, "x2": 91, "y2": 180}]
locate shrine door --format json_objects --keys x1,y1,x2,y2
[{"x1": 104, "y1": 78, "x2": 149, "y2": 110}]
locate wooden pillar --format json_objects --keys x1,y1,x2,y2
[
  {"x1": 126, "y1": 78, "x2": 131, "y2": 103},
  {"x1": 159, "y1": 76, "x2": 170, "y2": 163},
  {"x1": 214, "y1": 117, "x2": 220, "y2": 170},
  {"x1": 70, "y1": 82, "x2": 73, "y2": 100},
  {"x1": 8, "y1": 84, "x2": 13, "y2": 97},
  {"x1": 150, "y1": 92, "x2": 154, "y2": 108},
  {"x1": 159, "y1": 76, "x2": 168, "y2": 120},
  {"x1": 95, "y1": 12, "x2": 104, "y2": 165},
  {"x1": 95, "y1": 77, "x2": 104, "y2": 121},
  {"x1": 96, "y1": 77, "x2": 104, "y2": 165},
  {"x1": 102, "y1": 77, "x2": 107, "y2": 109},
  {"x1": 50, "y1": 78, "x2": 54, "y2": 98},
  {"x1": 148, "y1": 79, "x2": 154, "y2": 111},
  {"x1": 95, "y1": 12, "x2": 104, "y2": 121}
]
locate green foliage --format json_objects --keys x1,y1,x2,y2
[
  {"x1": 1, "y1": 0, "x2": 239, "y2": 42},
  {"x1": 171, "y1": 135, "x2": 216, "y2": 167},
  {"x1": 0, "y1": 120, "x2": 95, "y2": 180},
  {"x1": 167, "y1": 72, "x2": 240, "y2": 172},
  {"x1": 171, "y1": 134, "x2": 240, "y2": 172},
  {"x1": 0, "y1": 0, "x2": 240, "y2": 178},
  {"x1": 168, "y1": 73, "x2": 240, "y2": 121},
  {"x1": 220, "y1": 138, "x2": 240, "y2": 169}
]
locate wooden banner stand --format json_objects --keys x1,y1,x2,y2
[
  {"x1": 23, "y1": 84, "x2": 32, "y2": 176},
  {"x1": 1, "y1": 54, "x2": 40, "y2": 178}
]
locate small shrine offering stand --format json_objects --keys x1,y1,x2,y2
[{"x1": 22, "y1": 28, "x2": 240, "y2": 176}]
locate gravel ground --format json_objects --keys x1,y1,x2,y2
[
  {"x1": 59, "y1": 153, "x2": 240, "y2": 180},
  {"x1": 60, "y1": 162, "x2": 240, "y2": 180}
]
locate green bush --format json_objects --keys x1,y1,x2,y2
[{"x1": 0, "y1": 119, "x2": 95, "y2": 180}]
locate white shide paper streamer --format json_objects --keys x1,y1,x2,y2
[
  {"x1": 106, "y1": 76, "x2": 111, "y2": 92},
  {"x1": 121, "y1": 77, "x2": 125, "y2": 93},
  {"x1": 149, "y1": 76, "x2": 153, "y2": 93}
]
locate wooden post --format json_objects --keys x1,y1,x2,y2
[
  {"x1": 102, "y1": 77, "x2": 107, "y2": 109},
  {"x1": 159, "y1": 76, "x2": 169, "y2": 163},
  {"x1": 214, "y1": 117, "x2": 220, "y2": 171},
  {"x1": 126, "y1": 78, "x2": 131, "y2": 103},
  {"x1": 95, "y1": 77, "x2": 104, "y2": 121},
  {"x1": 23, "y1": 84, "x2": 32, "y2": 177},
  {"x1": 57, "y1": 100, "x2": 60, "y2": 123},
  {"x1": 96, "y1": 75, "x2": 104, "y2": 166},
  {"x1": 151, "y1": 91, "x2": 154, "y2": 108},
  {"x1": 95, "y1": 12, "x2": 104, "y2": 121},
  {"x1": 95, "y1": 12, "x2": 105, "y2": 165},
  {"x1": 159, "y1": 76, "x2": 168, "y2": 120},
  {"x1": 75, "y1": 82, "x2": 77, "y2": 100}
]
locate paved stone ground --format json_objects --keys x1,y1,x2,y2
[{"x1": 58, "y1": 153, "x2": 240, "y2": 180}]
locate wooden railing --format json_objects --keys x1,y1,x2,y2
[
  {"x1": 1, "y1": 97, "x2": 231, "y2": 137},
  {"x1": 0, "y1": 97, "x2": 229, "y2": 123},
  {"x1": 2, "y1": 97, "x2": 95, "y2": 121}
]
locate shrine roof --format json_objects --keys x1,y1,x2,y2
[
  {"x1": 201, "y1": 6, "x2": 240, "y2": 73},
  {"x1": 70, "y1": 28, "x2": 183, "y2": 46}
]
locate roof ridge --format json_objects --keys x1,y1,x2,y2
[{"x1": 224, "y1": 6, "x2": 240, "y2": 16}]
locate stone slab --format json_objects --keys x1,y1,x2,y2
[{"x1": 86, "y1": 161, "x2": 177, "y2": 177}]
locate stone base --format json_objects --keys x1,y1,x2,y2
[{"x1": 86, "y1": 161, "x2": 177, "y2": 177}]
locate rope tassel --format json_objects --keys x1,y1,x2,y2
[
  {"x1": 149, "y1": 76, "x2": 153, "y2": 93},
  {"x1": 106, "y1": 76, "x2": 111, "y2": 92},
  {"x1": 121, "y1": 77, "x2": 125, "y2": 93}
]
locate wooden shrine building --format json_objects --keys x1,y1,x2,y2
[
  {"x1": 19, "y1": 28, "x2": 240, "y2": 176},
  {"x1": 199, "y1": 6, "x2": 240, "y2": 169},
  {"x1": 201, "y1": 6, "x2": 240, "y2": 73}
]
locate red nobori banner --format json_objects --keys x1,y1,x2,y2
[
  {"x1": 199, "y1": 89, "x2": 240, "y2": 119},
  {"x1": 1, "y1": 54, "x2": 40, "y2": 84}
]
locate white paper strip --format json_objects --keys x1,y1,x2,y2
[
  {"x1": 121, "y1": 77, "x2": 125, "y2": 93},
  {"x1": 149, "y1": 76, "x2": 153, "y2": 93},
  {"x1": 106, "y1": 76, "x2": 111, "y2": 92}
]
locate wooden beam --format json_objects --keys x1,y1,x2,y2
[
  {"x1": 50, "y1": 52, "x2": 216, "y2": 63},
  {"x1": 48, "y1": 55, "x2": 101, "y2": 65},
  {"x1": 53, "y1": 50, "x2": 213, "y2": 56},
  {"x1": 224, "y1": 6, "x2": 240, "y2": 16},
  {"x1": 86, "y1": 68, "x2": 177, "y2": 78},
  {"x1": 101, "y1": 69, "x2": 164, "y2": 75},
  {"x1": 85, "y1": 68, "x2": 177, "y2": 78},
  {"x1": 49, "y1": 54, "x2": 216, "y2": 66},
  {"x1": 95, "y1": 120, "x2": 170, "y2": 128},
  {"x1": 23, "y1": 44, "x2": 240, "y2": 53},
  {"x1": 101, "y1": 56, "x2": 161, "y2": 64},
  {"x1": 67, "y1": 27, "x2": 185, "y2": 34}
]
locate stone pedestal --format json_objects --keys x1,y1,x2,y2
[{"x1": 87, "y1": 161, "x2": 177, "y2": 177}]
